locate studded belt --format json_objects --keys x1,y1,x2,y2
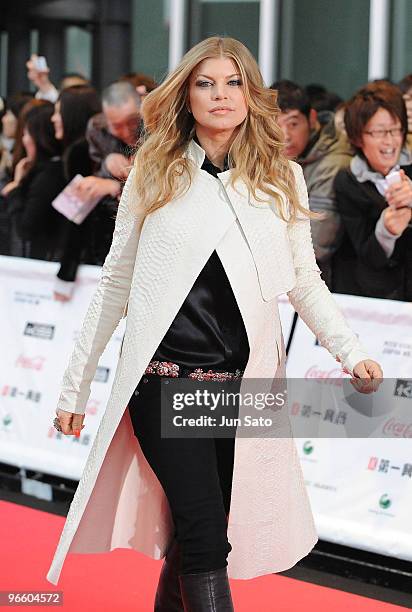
[{"x1": 144, "y1": 360, "x2": 244, "y2": 382}]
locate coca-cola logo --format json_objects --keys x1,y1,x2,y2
[
  {"x1": 304, "y1": 365, "x2": 346, "y2": 385},
  {"x1": 86, "y1": 398, "x2": 100, "y2": 415},
  {"x1": 15, "y1": 354, "x2": 46, "y2": 371},
  {"x1": 382, "y1": 417, "x2": 412, "y2": 438}
]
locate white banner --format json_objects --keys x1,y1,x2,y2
[
  {"x1": 1, "y1": 256, "x2": 411, "y2": 562},
  {"x1": 0, "y1": 256, "x2": 125, "y2": 480},
  {"x1": 286, "y1": 292, "x2": 412, "y2": 562}
]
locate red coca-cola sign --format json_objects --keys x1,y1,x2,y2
[
  {"x1": 15, "y1": 354, "x2": 46, "y2": 371},
  {"x1": 382, "y1": 417, "x2": 412, "y2": 438},
  {"x1": 304, "y1": 365, "x2": 346, "y2": 385}
]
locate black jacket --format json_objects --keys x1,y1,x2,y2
[
  {"x1": 332, "y1": 164, "x2": 412, "y2": 300},
  {"x1": 56, "y1": 138, "x2": 116, "y2": 282},
  {"x1": 6, "y1": 158, "x2": 67, "y2": 260}
]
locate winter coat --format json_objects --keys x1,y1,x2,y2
[{"x1": 46, "y1": 138, "x2": 370, "y2": 585}]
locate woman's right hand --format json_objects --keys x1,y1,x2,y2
[
  {"x1": 383, "y1": 205, "x2": 412, "y2": 235},
  {"x1": 55, "y1": 408, "x2": 86, "y2": 437}
]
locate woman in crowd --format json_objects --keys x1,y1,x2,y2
[
  {"x1": 2, "y1": 99, "x2": 59, "y2": 256},
  {"x1": 50, "y1": 84, "x2": 105, "y2": 299},
  {"x1": 333, "y1": 86, "x2": 412, "y2": 300},
  {"x1": 1, "y1": 95, "x2": 38, "y2": 255},
  {"x1": 1, "y1": 93, "x2": 33, "y2": 170},
  {"x1": 1, "y1": 103, "x2": 66, "y2": 260},
  {"x1": 10, "y1": 98, "x2": 51, "y2": 176},
  {"x1": 48, "y1": 37, "x2": 382, "y2": 610}
]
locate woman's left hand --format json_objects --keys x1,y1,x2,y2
[{"x1": 351, "y1": 359, "x2": 383, "y2": 393}]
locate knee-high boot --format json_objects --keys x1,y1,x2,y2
[
  {"x1": 154, "y1": 537, "x2": 184, "y2": 611},
  {"x1": 178, "y1": 566, "x2": 234, "y2": 611}
]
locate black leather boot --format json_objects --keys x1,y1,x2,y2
[
  {"x1": 154, "y1": 537, "x2": 184, "y2": 611},
  {"x1": 179, "y1": 567, "x2": 234, "y2": 611}
]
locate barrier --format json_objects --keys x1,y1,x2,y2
[
  {"x1": 0, "y1": 255, "x2": 411, "y2": 561},
  {"x1": 285, "y1": 292, "x2": 412, "y2": 562},
  {"x1": 0, "y1": 256, "x2": 125, "y2": 480}
]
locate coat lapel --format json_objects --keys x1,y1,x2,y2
[
  {"x1": 119, "y1": 155, "x2": 237, "y2": 391},
  {"x1": 119, "y1": 138, "x2": 297, "y2": 393},
  {"x1": 216, "y1": 170, "x2": 296, "y2": 301}
]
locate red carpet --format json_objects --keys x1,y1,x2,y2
[{"x1": 0, "y1": 500, "x2": 408, "y2": 611}]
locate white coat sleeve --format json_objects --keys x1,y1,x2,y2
[
  {"x1": 57, "y1": 168, "x2": 142, "y2": 415},
  {"x1": 286, "y1": 161, "x2": 371, "y2": 375}
]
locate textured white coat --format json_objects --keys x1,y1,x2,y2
[{"x1": 46, "y1": 139, "x2": 369, "y2": 585}]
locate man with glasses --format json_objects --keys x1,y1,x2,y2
[{"x1": 333, "y1": 84, "x2": 412, "y2": 301}]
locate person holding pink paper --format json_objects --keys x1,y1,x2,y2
[{"x1": 50, "y1": 85, "x2": 109, "y2": 300}]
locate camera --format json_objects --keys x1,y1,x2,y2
[{"x1": 385, "y1": 170, "x2": 402, "y2": 187}]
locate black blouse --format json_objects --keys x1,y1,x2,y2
[{"x1": 151, "y1": 152, "x2": 250, "y2": 370}]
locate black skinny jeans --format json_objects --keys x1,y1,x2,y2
[{"x1": 128, "y1": 374, "x2": 240, "y2": 575}]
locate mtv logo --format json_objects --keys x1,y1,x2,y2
[{"x1": 394, "y1": 379, "x2": 412, "y2": 399}]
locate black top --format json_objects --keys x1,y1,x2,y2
[
  {"x1": 6, "y1": 158, "x2": 68, "y2": 260},
  {"x1": 151, "y1": 151, "x2": 250, "y2": 370},
  {"x1": 332, "y1": 164, "x2": 412, "y2": 301},
  {"x1": 57, "y1": 138, "x2": 105, "y2": 282}
]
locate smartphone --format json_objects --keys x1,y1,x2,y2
[
  {"x1": 33, "y1": 56, "x2": 48, "y2": 72},
  {"x1": 385, "y1": 170, "x2": 402, "y2": 186}
]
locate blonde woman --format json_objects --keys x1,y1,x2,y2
[{"x1": 47, "y1": 37, "x2": 382, "y2": 611}]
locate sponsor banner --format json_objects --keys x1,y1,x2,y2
[
  {"x1": 0, "y1": 256, "x2": 125, "y2": 480},
  {"x1": 296, "y1": 437, "x2": 412, "y2": 561},
  {"x1": 287, "y1": 292, "x2": 412, "y2": 377},
  {"x1": 287, "y1": 293, "x2": 412, "y2": 562},
  {"x1": 1, "y1": 258, "x2": 411, "y2": 562}
]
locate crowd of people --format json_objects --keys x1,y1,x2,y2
[
  {"x1": 271, "y1": 76, "x2": 412, "y2": 301},
  {"x1": 1, "y1": 53, "x2": 412, "y2": 303}
]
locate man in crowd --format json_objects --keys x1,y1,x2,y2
[
  {"x1": 270, "y1": 80, "x2": 353, "y2": 288},
  {"x1": 84, "y1": 80, "x2": 142, "y2": 188},
  {"x1": 71, "y1": 80, "x2": 143, "y2": 262}
]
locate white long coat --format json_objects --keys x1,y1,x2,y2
[{"x1": 46, "y1": 139, "x2": 369, "y2": 585}]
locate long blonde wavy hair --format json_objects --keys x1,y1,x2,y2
[{"x1": 132, "y1": 36, "x2": 318, "y2": 222}]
